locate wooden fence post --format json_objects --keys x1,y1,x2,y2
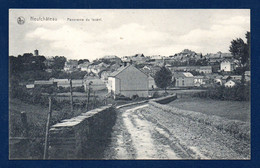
[
  {"x1": 20, "y1": 111, "x2": 28, "y2": 137},
  {"x1": 92, "y1": 91, "x2": 96, "y2": 109},
  {"x1": 87, "y1": 84, "x2": 91, "y2": 110},
  {"x1": 43, "y1": 96, "x2": 52, "y2": 159},
  {"x1": 70, "y1": 79, "x2": 74, "y2": 116}
]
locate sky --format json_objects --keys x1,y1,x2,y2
[{"x1": 9, "y1": 9, "x2": 250, "y2": 60}]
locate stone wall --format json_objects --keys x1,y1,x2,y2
[
  {"x1": 151, "y1": 94, "x2": 177, "y2": 104},
  {"x1": 48, "y1": 105, "x2": 116, "y2": 159}
]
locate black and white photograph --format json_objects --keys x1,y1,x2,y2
[{"x1": 9, "y1": 9, "x2": 250, "y2": 160}]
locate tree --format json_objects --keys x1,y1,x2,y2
[
  {"x1": 78, "y1": 59, "x2": 89, "y2": 65},
  {"x1": 52, "y1": 56, "x2": 67, "y2": 69},
  {"x1": 154, "y1": 66, "x2": 172, "y2": 93},
  {"x1": 229, "y1": 32, "x2": 250, "y2": 70},
  {"x1": 229, "y1": 32, "x2": 250, "y2": 85}
]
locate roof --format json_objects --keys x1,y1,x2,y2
[
  {"x1": 108, "y1": 64, "x2": 131, "y2": 77},
  {"x1": 183, "y1": 72, "x2": 194, "y2": 77},
  {"x1": 199, "y1": 66, "x2": 212, "y2": 69},
  {"x1": 174, "y1": 72, "x2": 194, "y2": 78},
  {"x1": 108, "y1": 64, "x2": 148, "y2": 77},
  {"x1": 34, "y1": 80, "x2": 54, "y2": 85}
]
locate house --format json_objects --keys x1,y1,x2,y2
[
  {"x1": 78, "y1": 62, "x2": 90, "y2": 71},
  {"x1": 224, "y1": 80, "x2": 236, "y2": 88},
  {"x1": 230, "y1": 75, "x2": 242, "y2": 81},
  {"x1": 64, "y1": 60, "x2": 78, "y2": 72},
  {"x1": 107, "y1": 64, "x2": 149, "y2": 98},
  {"x1": 49, "y1": 78, "x2": 84, "y2": 88},
  {"x1": 245, "y1": 71, "x2": 251, "y2": 82},
  {"x1": 26, "y1": 84, "x2": 35, "y2": 89},
  {"x1": 34, "y1": 80, "x2": 57, "y2": 88},
  {"x1": 194, "y1": 76, "x2": 206, "y2": 87},
  {"x1": 173, "y1": 72, "x2": 194, "y2": 87},
  {"x1": 220, "y1": 60, "x2": 235, "y2": 72},
  {"x1": 84, "y1": 76, "x2": 106, "y2": 91},
  {"x1": 198, "y1": 66, "x2": 212, "y2": 74}
]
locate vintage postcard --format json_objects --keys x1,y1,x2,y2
[{"x1": 9, "y1": 9, "x2": 250, "y2": 160}]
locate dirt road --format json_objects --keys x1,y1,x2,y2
[{"x1": 104, "y1": 103, "x2": 250, "y2": 159}]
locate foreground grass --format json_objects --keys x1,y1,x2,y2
[
  {"x1": 167, "y1": 97, "x2": 250, "y2": 122},
  {"x1": 9, "y1": 98, "x2": 88, "y2": 159}
]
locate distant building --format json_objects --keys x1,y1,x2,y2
[
  {"x1": 84, "y1": 76, "x2": 106, "y2": 91},
  {"x1": 173, "y1": 72, "x2": 194, "y2": 87},
  {"x1": 194, "y1": 76, "x2": 206, "y2": 87},
  {"x1": 198, "y1": 66, "x2": 212, "y2": 74},
  {"x1": 34, "y1": 80, "x2": 57, "y2": 88},
  {"x1": 78, "y1": 62, "x2": 90, "y2": 71},
  {"x1": 107, "y1": 64, "x2": 149, "y2": 98},
  {"x1": 64, "y1": 60, "x2": 78, "y2": 72},
  {"x1": 168, "y1": 66, "x2": 212, "y2": 74},
  {"x1": 34, "y1": 49, "x2": 39, "y2": 56},
  {"x1": 220, "y1": 60, "x2": 235, "y2": 72},
  {"x1": 245, "y1": 71, "x2": 251, "y2": 82},
  {"x1": 224, "y1": 80, "x2": 236, "y2": 88}
]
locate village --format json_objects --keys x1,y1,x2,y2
[
  {"x1": 12, "y1": 48, "x2": 250, "y2": 100},
  {"x1": 9, "y1": 36, "x2": 251, "y2": 159}
]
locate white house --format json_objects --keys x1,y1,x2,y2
[
  {"x1": 224, "y1": 80, "x2": 236, "y2": 88},
  {"x1": 107, "y1": 64, "x2": 149, "y2": 98},
  {"x1": 220, "y1": 60, "x2": 235, "y2": 72},
  {"x1": 173, "y1": 72, "x2": 194, "y2": 87}
]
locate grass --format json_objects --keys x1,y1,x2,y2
[
  {"x1": 167, "y1": 97, "x2": 250, "y2": 122},
  {"x1": 9, "y1": 98, "x2": 91, "y2": 159}
]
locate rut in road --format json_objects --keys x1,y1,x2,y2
[{"x1": 104, "y1": 104, "x2": 194, "y2": 159}]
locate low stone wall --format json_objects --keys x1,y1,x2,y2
[
  {"x1": 150, "y1": 94, "x2": 177, "y2": 104},
  {"x1": 48, "y1": 105, "x2": 116, "y2": 159},
  {"x1": 149, "y1": 101, "x2": 250, "y2": 142}
]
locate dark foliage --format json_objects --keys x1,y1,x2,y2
[
  {"x1": 154, "y1": 66, "x2": 172, "y2": 92},
  {"x1": 193, "y1": 83, "x2": 250, "y2": 101}
]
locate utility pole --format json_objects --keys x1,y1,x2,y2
[
  {"x1": 92, "y1": 91, "x2": 96, "y2": 109},
  {"x1": 87, "y1": 82, "x2": 92, "y2": 111},
  {"x1": 20, "y1": 111, "x2": 28, "y2": 137},
  {"x1": 43, "y1": 96, "x2": 52, "y2": 159},
  {"x1": 70, "y1": 78, "x2": 73, "y2": 116}
]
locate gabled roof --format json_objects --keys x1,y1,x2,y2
[
  {"x1": 108, "y1": 64, "x2": 131, "y2": 77},
  {"x1": 108, "y1": 64, "x2": 148, "y2": 77},
  {"x1": 174, "y1": 72, "x2": 194, "y2": 78}
]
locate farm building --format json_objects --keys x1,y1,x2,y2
[
  {"x1": 173, "y1": 72, "x2": 194, "y2": 87},
  {"x1": 107, "y1": 64, "x2": 149, "y2": 98},
  {"x1": 224, "y1": 80, "x2": 236, "y2": 88},
  {"x1": 220, "y1": 60, "x2": 235, "y2": 72}
]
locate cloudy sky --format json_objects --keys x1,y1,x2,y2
[{"x1": 9, "y1": 9, "x2": 250, "y2": 60}]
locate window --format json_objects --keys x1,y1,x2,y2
[{"x1": 182, "y1": 80, "x2": 184, "y2": 86}]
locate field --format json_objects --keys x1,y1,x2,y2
[{"x1": 167, "y1": 97, "x2": 250, "y2": 122}]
